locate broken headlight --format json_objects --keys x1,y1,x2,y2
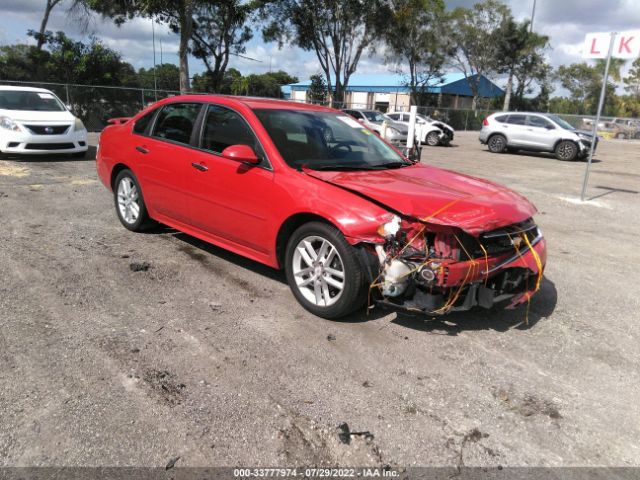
[{"x1": 377, "y1": 215, "x2": 401, "y2": 238}]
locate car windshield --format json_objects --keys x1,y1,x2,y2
[
  {"x1": 0, "y1": 90, "x2": 66, "y2": 112},
  {"x1": 254, "y1": 109, "x2": 410, "y2": 171},
  {"x1": 547, "y1": 114, "x2": 575, "y2": 131},
  {"x1": 362, "y1": 111, "x2": 386, "y2": 123}
]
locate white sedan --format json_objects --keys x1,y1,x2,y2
[
  {"x1": 0, "y1": 86, "x2": 88, "y2": 158},
  {"x1": 385, "y1": 111, "x2": 454, "y2": 146}
]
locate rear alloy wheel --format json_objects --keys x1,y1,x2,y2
[
  {"x1": 555, "y1": 140, "x2": 578, "y2": 161},
  {"x1": 487, "y1": 134, "x2": 507, "y2": 153},
  {"x1": 426, "y1": 131, "x2": 440, "y2": 146},
  {"x1": 285, "y1": 222, "x2": 367, "y2": 319},
  {"x1": 113, "y1": 169, "x2": 153, "y2": 232}
]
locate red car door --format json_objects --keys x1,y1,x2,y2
[
  {"x1": 134, "y1": 102, "x2": 203, "y2": 224},
  {"x1": 186, "y1": 104, "x2": 275, "y2": 255}
]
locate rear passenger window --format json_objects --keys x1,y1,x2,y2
[
  {"x1": 201, "y1": 105, "x2": 259, "y2": 154},
  {"x1": 494, "y1": 115, "x2": 508, "y2": 123},
  {"x1": 152, "y1": 103, "x2": 202, "y2": 145},
  {"x1": 133, "y1": 109, "x2": 156, "y2": 135},
  {"x1": 387, "y1": 113, "x2": 399, "y2": 121},
  {"x1": 507, "y1": 114, "x2": 526, "y2": 125},
  {"x1": 526, "y1": 115, "x2": 551, "y2": 128}
]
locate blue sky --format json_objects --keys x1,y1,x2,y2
[{"x1": 1, "y1": 0, "x2": 639, "y2": 89}]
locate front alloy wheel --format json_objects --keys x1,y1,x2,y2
[
  {"x1": 488, "y1": 134, "x2": 507, "y2": 153},
  {"x1": 292, "y1": 236, "x2": 345, "y2": 307},
  {"x1": 113, "y1": 169, "x2": 153, "y2": 232},
  {"x1": 285, "y1": 222, "x2": 368, "y2": 319},
  {"x1": 555, "y1": 140, "x2": 578, "y2": 161},
  {"x1": 426, "y1": 131, "x2": 440, "y2": 146}
]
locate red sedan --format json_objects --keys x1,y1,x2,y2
[{"x1": 96, "y1": 96, "x2": 546, "y2": 319}]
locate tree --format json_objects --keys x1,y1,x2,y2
[
  {"x1": 86, "y1": 0, "x2": 208, "y2": 93},
  {"x1": 307, "y1": 74, "x2": 328, "y2": 104},
  {"x1": 259, "y1": 0, "x2": 390, "y2": 106},
  {"x1": 449, "y1": 0, "x2": 511, "y2": 110},
  {"x1": 624, "y1": 58, "x2": 640, "y2": 98},
  {"x1": 138, "y1": 64, "x2": 180, "y2": 91},
  {"x1": 190, "y1": 1, "x2": 254, "y2": 93},
  {"x1": 35, "y1": 0, "x2": 63, "y2": 50},
  {"x1": 556, "y1": 59, "x2": 624, "y2": 115},
  {"x1": 384, "y1": 0, "x2": 449, "y2": 105},
  {"x1": 34, "y1": 0, "x2": 93, "y2": 50},
  {"x1": 494, "y1": 18, "x2": 549, "y2": 111},
  {"x1": 511, "y1": 50, "x2": 552, "y2": 110}
]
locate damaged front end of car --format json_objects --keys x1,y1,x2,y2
[{"x1": 365, "y1": 215, "x2": 546, "y2": 315}]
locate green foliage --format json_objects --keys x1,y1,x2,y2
[
  {"x1": 138, "y1": 64, "x2": 181, "y2": 91},
  {"x1": 192, "y1": 69, "x2": 298, "y2": 98},
  {"x1": 384, "y1": 0, "x2": 449, "y2": 104},
  {"x1": 258, "y1": 0, "x2": 390, "y2": 104},
  {"x1": 307, "y1": 74, "x2": 328, "y2": 104},
  {"x1": 190, "y1": 1, "x2": 254, "y2": 93},
  {"x1": 449, "y1": 0, "x2": 511, "y2": 109},
  {"x1": 623, "y1": 58, "x2": 640, "y2": 98}
]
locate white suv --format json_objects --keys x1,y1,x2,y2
[
  {"x1": 479, "y1": 112, "x2": 597, "y2": 161},
  {"x1": 0, "y1": 86, "x2": 89, "y2": 158}
]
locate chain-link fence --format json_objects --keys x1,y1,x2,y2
[
  {"x1": 2, "y1": 79, "x2": 639, "y2": 139},
  {"x1": 0, "y1": 80, "x2": 181, "y2": 131}
]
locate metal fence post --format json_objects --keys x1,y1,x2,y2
[
  {"x1": 464, "y1": 111, "x2": 469, "y2": 131},
  {"x1": 141, "y1": 89, "x2": 145, "y2": 109},
  {"x1": 65, "y1": 84, "x2": 70, "y2": 106}
]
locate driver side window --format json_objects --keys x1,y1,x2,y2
[{"x1": 200, "y1": 104, "x2": 268, "y2": 167}]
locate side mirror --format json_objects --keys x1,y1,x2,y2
[
  {"x1": 221, "y1": 144, "x2": 260, "y2": 165},
  {"x1": 545, "y1": 124, "x2": 555, "y2": 130}
]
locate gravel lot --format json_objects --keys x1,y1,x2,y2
[{"x1": 0, "y1": 131, "x2": 639, "y2": 468}]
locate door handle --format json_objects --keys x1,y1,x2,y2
[
  {"x1": 191, "y1": 162, "x2": 208, "y2": 172},
  {"x1": 135, "y1": 146, "x2": 149, "y2": 154}
]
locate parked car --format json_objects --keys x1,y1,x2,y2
[
  {"x1": 342, "y1": 108, "x2": 408, "y2": 146},
  {"x1": 97, "y1": 96, "x2": 546, "y2": 319},
  {"x1": 0, "y1": 86, "x2": 88, "y2": 158},
  {"x1": 386, "y1": 111, "x2": 454, "y2": 146},
  {"x1": 480, "y1": 112, "x2": 597, "y2": 161}
]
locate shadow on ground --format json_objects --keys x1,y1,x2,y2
[
  {"x1": 2, "y1": 146, "x2": 96, "y2": 162},
  {"x1": 480, "y1": 149, "x2": 602, "y2": 164},
  {"x1": 390, "y1": 276, "x2": 557, "y2": 335}
]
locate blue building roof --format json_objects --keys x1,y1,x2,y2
[{"x1": 286, "y1": 72, "x2": 504, "y2": 98}]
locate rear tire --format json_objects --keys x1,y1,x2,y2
[
  {"x1": 285, "y1": 221, "x2": 368, "y2": 319},
  {"x1": 426, "y1": 131, "x2": 440, "y2": 146},
  {"x1": 113, "y1": 169, "x2": 154, "y2": 232},
  {"x1": 487, "y1": 134, "x2": 507, "y2": 153},
  {"x1": 555, "y1": 140, "x2": 578, "y2": 161}
]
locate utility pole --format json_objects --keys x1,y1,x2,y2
[
  {"x1": 152, "y1": 18, "x2": 157, "y2": 101},
  {"x1": 530, "y1": 0, "x2": 536, "y2": 32}
]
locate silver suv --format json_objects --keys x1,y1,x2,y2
[{"x1": 479, "y1": 112, "x2": 598, "y2": 161}]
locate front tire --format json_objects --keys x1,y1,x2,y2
[
  {"x1": 555, "y1": 140, "x2": 578, "y2": 161},
  {"x1": 426, "y1": 131, "x2": 440, "y2": 146},
  {"x1": 285, "y1": 222, "x2": 368, "y2": 319},
  {"x1": 113, "y1": 169, "x2": 153, "y2": 232},
  {"x1": 487, "y1": 134, "x2": 507, "y2": 153}
]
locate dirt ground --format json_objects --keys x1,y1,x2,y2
[{"x1": 0, "y1": 131, "x2": 638, "y2": 468}]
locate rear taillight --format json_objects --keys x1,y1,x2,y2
[{"x1": 482, "y1": 117, "x2": 489, "y2": 126}]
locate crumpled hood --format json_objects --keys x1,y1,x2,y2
[
  {"x1": 0, "y1": 109, "x2": 75, "y2": 123},
  {"x1": 305, "y1": 163, "x2": 537, "y2": 236}
]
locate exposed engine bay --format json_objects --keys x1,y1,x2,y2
[{"x1": 367, "y1": 216, "x2": 545, "y2": 315}]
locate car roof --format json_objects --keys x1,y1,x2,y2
[
  {"x1": 158, "y1": 94, "x2": 337, "y2": 113},
  {"x1": 0, "y1": 85, "x2": 55, "y2": 94}
]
